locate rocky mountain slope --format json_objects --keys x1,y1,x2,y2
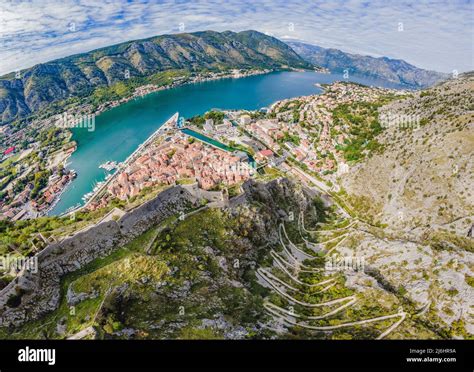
[
  {"x1": 287, "y1": 41, "x2": 448, "y2": 89},
  {"x1": 0, "y1": 30, "x2": 311, "y2": 124},
  {"x1": 339, "y1": 73, "x2": 473, "y2": 236},
  {"x1": 253, "y1": 74, "x2": 472, "y2": 337},
  {"x1": 334, "y1": 73, "x2": 474, "y2": 336}
]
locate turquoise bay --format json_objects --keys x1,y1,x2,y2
[{"x1": 50, "y1": 71, "x2": 404, "y2": 215}]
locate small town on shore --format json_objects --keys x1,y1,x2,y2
[{"x1": 0, "y1": 75, "x2": 406, "y2": 221}]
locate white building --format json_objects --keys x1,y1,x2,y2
[
  {"x1": 240, "y1": 115, "x2": 251, "y2": 126},
  {"x1": 204, "y1": 119, "x2": 214, "y2": 132},
  {"x1": 337, "y1": 162, "x2": 349, "y2": 176}
]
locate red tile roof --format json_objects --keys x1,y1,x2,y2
[
  {"x1": 258, "y1": 149, "x2": 274, "y2": 157},
  {"x1": 4, "y1": 146, "x2": 15, "y2": 155}
]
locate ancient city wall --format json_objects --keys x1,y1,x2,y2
[{"x1": 0, "y1": 185, "x2": 200, "y2": 327}]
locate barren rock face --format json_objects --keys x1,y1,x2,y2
[
  {"x1": 341, "y1": 75, "x2": 474, "y2": 233},
  {"x1": 336, "y1": 74, "x2": 474, "y2": 335}
]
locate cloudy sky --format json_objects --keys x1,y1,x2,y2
[{"x1": 0, "y1": 0, "x2": 472, "y2": 76}]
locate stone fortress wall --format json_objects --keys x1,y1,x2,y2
[{"x1": 0, "y1": 184, "x2": 226, "y2": 327}]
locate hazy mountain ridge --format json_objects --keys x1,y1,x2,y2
[
  {"x1": 0, "y1": 30, "x2": 312, "y2": 124},
  {"x1": 287, "y1": 41, "x2": 449, "y2": 89}
]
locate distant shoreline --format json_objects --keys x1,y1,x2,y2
[{"x1": 89, "y1": 68, "x2": 274, "y2": 119}]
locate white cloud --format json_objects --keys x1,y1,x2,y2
[{"x1": 0, "y1": 0, "x2": 472, "y2": 75}]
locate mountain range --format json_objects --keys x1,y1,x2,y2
[
  {"x1": 287, "y1": 41, "x2": 448, "y2": 89},
  {"x1": 0, "y1": 30, "x2": 310, "y2": 124},
  {"x1": 0, "y1": 30, "x2": 449, "y2": 125}
]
